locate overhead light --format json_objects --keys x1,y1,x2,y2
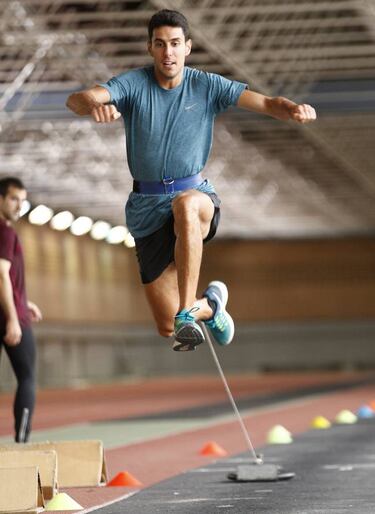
[
  {"x1": 124, "y1": 232, "x2": 135, "y2": 248},
  {"x1": 91, "y1": 220, "x2": 111, "y2": 240},
  {"x1": 70, "y1": 216, "x2": 93, "y2": 236},
  {"x1": 106, "y1": 225, "x2": 128, "y2": 244},
  {"x1": 20, "y1": 200, "x2": 31, "y2": 217},
  {"x1": 28, "y1": 205, "x2": 53, "y2": 225},
  {"x1": 50, "y1": 210, "x2": 74, "y2": 231}
]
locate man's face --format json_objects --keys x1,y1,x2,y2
[
  {"x1": 0, "y1": 186, "x2": 27, "y2": 223},
  {"x1": 148, "y1": 25, "x2": 191, "y2": 82}
]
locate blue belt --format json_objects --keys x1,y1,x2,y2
[{"x1": 133, "y1": 173, "x2": 203, "y2": 194}]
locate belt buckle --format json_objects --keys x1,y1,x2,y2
[{"x1": 162, "y1": 176, "x2": 175, "y2": 194}]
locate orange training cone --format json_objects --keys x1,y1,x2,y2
[
  {"x1": 199, "y1": 441, "x2": 228, "y2": 457},
  {"x1": 107, "y1": 471, "x2": 143, "y2": 487}
]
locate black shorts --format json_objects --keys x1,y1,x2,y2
[{"x1": 134, "y1": 192, "x2": 221, "y2": 284}]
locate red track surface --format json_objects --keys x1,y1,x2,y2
[
  {"x1": 1, "y1": 372, "x2": 374, "y2": 513},
  {"x1": 0, "y1": 372, "x2": 367, "y2": 434}
]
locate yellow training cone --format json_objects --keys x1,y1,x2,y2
[
  {"x1": 45, "y1": 492, "x2": 83, "y2": 511},
  {"x1": 311, "y1": 416, "x2": 331, "y2": 429},
  {"x1": 266, "y1": 424, "x2": 293, "y2": 444},
  {"x1": 335, "y1": 409, "x2": 357, "y2": 424}
]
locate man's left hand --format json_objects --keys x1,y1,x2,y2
[{"x1": 27, "y1": 301, "x2": 42, "y2": 322}]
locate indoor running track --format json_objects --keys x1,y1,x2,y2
[{"x1": 1, "y1": 371, "x2": 375, "y2": 513}]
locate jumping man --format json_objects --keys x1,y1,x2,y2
[{"x1": 66, "y1": 10, "x2": 316, "y2": 351}]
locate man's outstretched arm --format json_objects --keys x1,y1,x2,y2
[
  {"x1": 237, "y1": 90, "x2": 316, "y2": 124},
  {"x1": 66, "y1": 86, "x2": 121, "y2": 123}
]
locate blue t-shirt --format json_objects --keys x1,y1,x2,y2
[{"x1": 101, "y1": 66, "x2": 247, "y2": 238}]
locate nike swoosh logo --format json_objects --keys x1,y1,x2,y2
[{"x1": 185, "y1": 103, "x2": 197, "y2": 111}]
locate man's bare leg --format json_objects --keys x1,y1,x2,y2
[
  {"x1": 171, "y1": 189, "x2": 235, "y2": 348},
  {"x1": 144, "y1": 190, "x2": 214, "y2": 349},
  {"x1": 144, "y1": 260, "x2": 213, "y2": 338},
  {"x1": 144, "y1": 262, "x2": 180, "y2": 338},
  {"x1": 172, "y1": 189, "x2": 214, "y2": 318}
]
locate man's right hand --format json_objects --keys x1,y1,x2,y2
[
  {"x1": 91, "y1": 104, "x2": 121, "y2": 123},
  {"x1": 4, "y1": 318, "x2": 22, "y2": 346}
]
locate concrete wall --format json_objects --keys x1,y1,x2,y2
[
  {"x1": 1, "y1": 320, "x2": 375, "y2": 391},
  {"x1": 202, "y1": 237, "x2": 375, "y2": 321}
]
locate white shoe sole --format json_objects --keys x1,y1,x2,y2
[
  {"x1": 204, "y1": 281, "x2": 234, "y2": 345},
  {"x1": 207, "y1": 280, "x2": 228, "y2": 308}
]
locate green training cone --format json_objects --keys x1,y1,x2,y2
[
  {"x1": 335, "y1": 409, "x2": 357, "y2": 424},
  {"x1": 266, "y1": 424, "x2": 293, "y2": 444},
  {"x1": 311, "y1": 415, "x2": 331, "y2": 429},
  {"x1": 45, "y1": 492, "x2": 83, "y2": 511}
]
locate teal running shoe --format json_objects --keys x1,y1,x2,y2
[
  {"x1": 173, "y1": 307, "x2": 204, "y2": 351},
  {"x1": 203, "y1": 281, "x2": 235, "y2": 346}
]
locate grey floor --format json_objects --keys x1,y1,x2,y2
[{"x1": 101, "y1": 418, "x2": 375, "y2": 514}]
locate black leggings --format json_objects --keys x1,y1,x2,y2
[{"x1": 0, "y1": 326, "x2": 36, "y2": 442}]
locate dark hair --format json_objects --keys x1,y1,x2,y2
[
  {"x1": 148, "y1": 9, "x2": 190, "y2": 40},
  {"x1": 0, "y1": 176, "x2": 26, "y2": 197}
]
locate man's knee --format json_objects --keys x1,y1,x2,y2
[{"x1": 172, "y1": 193, "x2": 200, "y2": 225}]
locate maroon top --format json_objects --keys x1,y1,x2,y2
[{"x1": 0, "y1": 219, "x2": 30, "y2": 329}]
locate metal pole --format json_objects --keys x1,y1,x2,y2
[{"x1": 200, "y1": 322, "x2": 261, "y2": 464}]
